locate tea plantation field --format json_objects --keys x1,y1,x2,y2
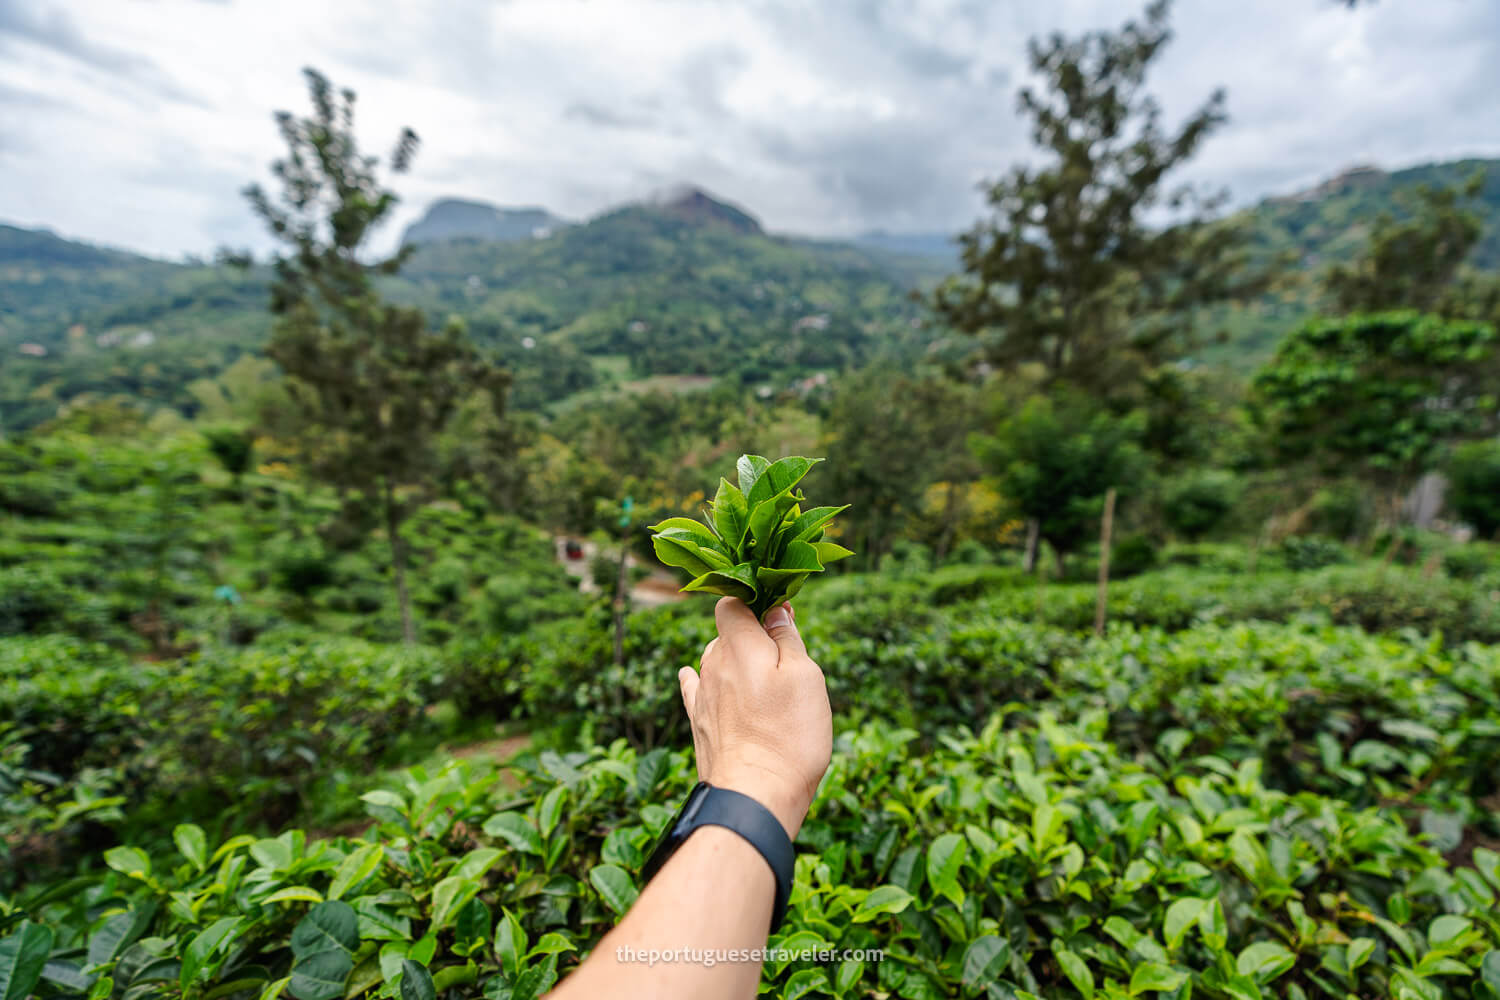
[{"x1": 4, "y1": 565, "x2": 1500, "y2": 999}]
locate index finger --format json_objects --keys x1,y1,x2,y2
[{"x1": 713, "y1": 596, "x2": 777, "y2": 660}]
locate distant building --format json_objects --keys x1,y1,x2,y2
[
  {"x1": 793, "y1": 314, "x2": 830, "y2": 332},
  {"x1": 17, "y1": 342, "x2": 47, "y2": 357}
]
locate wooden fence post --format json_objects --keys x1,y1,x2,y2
[{"x1": 1094, "y1": 488, "x2": 1117, "y2": 637}]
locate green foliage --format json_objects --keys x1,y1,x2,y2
[
  {"x1": 1323, "y1": 171, "x2": 1489, "y2": 315},
  {"x1": 821, "y1": 369, "x2": 980, "y2": 567},
  {"x1": 649, "y1": 455, "x2": 852, "y2": 620},
  {"x1": 4, "y1": 696, "x2": 1498, "y2": 1000},
  {"x1": 974, "y1": 393, "x2": 1146, "y2": 559},
  {"x1": 0, "y1": 635, "x2": 450, "y2": 882},
  {"x1": 1304, "y1": 480, "x2": 1376, "y2": 541},
  {"x1": 1162, "y1": 469, "x2": 1241, "y2": 540},
  {"x1": 201, "y1": 426, "x2": 254, "y2": 481},
  {"x1": 1444, "y1": 543, "x2": 1500, "y2": 582},
  {"x1": 1278, "y1": 536, "x2": 1349, "y2": 571},
  {"x1": 1449, "y1": 439, "x2": 1500, "y2": 539},
  {"x1": 1253, "y1": 311, "x2": 1499, "y2": 497},
  {"x1": 1109, "y1": 533, "x2": 1158, "y2": 579}
]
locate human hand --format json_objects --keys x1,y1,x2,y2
[{"x1": 677, "y1": 598, "x2": 833, "y2": 839}]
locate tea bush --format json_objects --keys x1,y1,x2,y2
[
  {"x1": 3, "y1": 713, "x2": 1497, "y2": 1000},
  {"x1": 0, "y1": 637, "x2": 450, "y2": 881}
]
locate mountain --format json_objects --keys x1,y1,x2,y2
[
  {"x1": 2, "y1": 158, "x2": 1497, "y2": 430},
  {"x1": 645, "y1": 185, "x2": 762, "y2": 234},
  {"x1": 1243, "y1": 158, "x2": 1500, "y2": 271},
  {"x1": 400, "y1": 199, "x2": 569, "y2": 246},
  {"x1": 0, "y1": 188, "x2": 933, "y2": 430}
]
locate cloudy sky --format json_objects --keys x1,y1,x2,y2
[{"x1": 2, "y1": 0, "x2": 1497, "y2": 260}]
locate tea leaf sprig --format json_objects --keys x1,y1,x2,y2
[{"x1": 649, "y1": 454, "x2": 853, "y2": 620}]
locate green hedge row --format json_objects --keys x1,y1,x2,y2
[{"x1": 3, "y1": 713, "x2": 1497, "y2": 1000}]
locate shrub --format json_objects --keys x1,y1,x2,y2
[
  {"x1": 1304, "y1": 480, "x2": 1374, "y2": 540},
  {"x1": 942, "y1": 538, "x2": 993, "y2": 565},
  {"x1": 1449, "y1": 438, "x2": 1500, "y2": 539},
  {"x1": 1162, "y1": 469, "x2": 1241, "y2": 539},
  {"x1": 1278, "y1": 535, "x2": 1349, "y2": 570},
  {"x1": 1444, "y1": 543, "x2": 1500, "y2": 581},
  {"x1": 3, "y1": 712, "x2": 1497, "y2": 1000},
  {"x1": 1110, "y1": 532, "x2": 1158, "y2": 578}
]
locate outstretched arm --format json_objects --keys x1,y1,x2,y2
[{"x1": 548, "y1": 598, "x2": 833, "y2": 1000}]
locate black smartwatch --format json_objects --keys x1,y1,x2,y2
[{"x1": 640, "y1": 781, "x2": 795, "y2": 934}]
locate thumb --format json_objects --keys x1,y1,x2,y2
[
  {"x1": 762, "y1": 603, "x2": 806, "y2": 658},
  {"x1": 678, "y1": 665, "x2": 700, "y2": 717}
]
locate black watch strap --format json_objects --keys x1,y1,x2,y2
[{"x1": 640, "y1": 781, "x2": 795, "y2": 934}]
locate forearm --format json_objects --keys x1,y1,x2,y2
[{"x1": 548, "y1": 827, "x2": 776, "y2": 1000}]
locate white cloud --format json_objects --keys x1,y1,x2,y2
[{"x1": 0, "y1": 0, "x2": 1496, "y2": 259}]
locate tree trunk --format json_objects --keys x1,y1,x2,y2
[
  {"x1": 934, "y1": 481, "x2": 963, "y2": 565},
  {"x1": 383, "y1": 479, "x2": 416, "y2": 645},
  {"x1": 1094, "y1": 488, "x2": 1117, "y2": 637},
  {"x1": 1023, "y1": 519, "x2": 1040, "y2": 573},
  {"x1": 613, "y1": 535, "x2": 630, "y2": 668}
]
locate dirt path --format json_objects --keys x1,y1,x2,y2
[{"x1": 554, "y1": 534, "x2": 685, "y2": 606}]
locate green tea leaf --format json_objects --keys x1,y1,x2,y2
[
  {"x1": 960, "y1": 936, "x2": 1009, "y2": 988},
  {"x1": 86, "y1": 912, "x2": 139, "y2": 969},
  {"x1": 1164, "y1": 897, "x2": 1208, "y2": 950},
  {"x1": 1053, "y1": 945, "x2": 1094, "y2": 999},
  {"x1": 737, "y1": 454, "x2": 770, "y2": 495},
  {"x1": 0, "y1": 921, "x2": 55, "y2": 1000},
  {"x1": 589, "y1": 865, "x2": 639, "y2": 916},
  {"x1": 1235, "y1": 941, "x2": 1295, "y2": 982},
  {"x1": 926, "y1": 833, "x2": 968, "y2": 906},
  {"x1": 174, "y1": 824, "x2": 208, "y2": 872},
  {"x1": 782, "y1": 968, "x2": 830, "y2": 1000},
  {"x1": 652, "y1": 531, "x2": 731, "y2": 576},
  {"x1": 328, "y1": 844, "x2": 383, "y2": 902},
  {"x1": 398, "y1": 961, "x2": 435, "y2": 1000},
  {"x1": 711, "y1": 478, "x2": 752, "y2": 554},
  {"x1": 1480, "y1": 951, "x2": 1500, "y2": 994},
  {"x1": 1129, "y1": 963, "x2": 1187, "y2": 994},
  {"x1": 483, "y1": 812, "x2": 544, "y2": 855},
  {"x1": 494, "y1": 909, "x2": 527, "y2": 980},
  {"x1": 681, "y1": 564, "x2": 758, "y2": 603},
  {"x1": 181, "y1": 917, "x2": 243, "y2": 993},
  {"x1": 103, "y1": 847, "x2": 150, "y2": 880},
  {"x1": 429, "y1": 876, "x2": 478, "y2": 931},
  {"x1": 811, "y1": 540, "x2": 855, "y2": 563},
  {"x1": 789, "y1": 505, "x2": 850, "y2": 542},
  {"x1": 747, "y1": 456, "x2": 819, "y2": 506},
  {"x1": 852, "y1": 885, "x2": 914, "y2": 922}
]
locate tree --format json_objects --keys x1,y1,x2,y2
[
  {"x1": 821, "y1": 369, "x2": 978, "y2": 568},
  {"x1": 1323, "y1": 173, "x2": 1487, "y2": 315},
  {"x1": 932, "y1": 0, "x2": 1254, "y2": 401},
  {"x1": 202, "y1": 425, "x2": 254, "y2": 487},
  {"x1": 1447, "y1": 440, "x2": 1500, "y2": 540},
  {"x1": 245, "y1": 69, "x2": 509, "y2": 643},
  {"x1": 1251, "y1": 311, "x2": 1498, "y2": 522},
  {"x1": 972, "y1": 393, "x2": 1145, "y2": 571}
]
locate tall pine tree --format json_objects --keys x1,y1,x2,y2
[{"x1": 246, "y1": 69, "x2": 509, "y2": 643}]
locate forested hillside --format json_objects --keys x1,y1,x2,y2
[{"x1": 3, "y1": 158, "x2": 1497, "y2": 431}]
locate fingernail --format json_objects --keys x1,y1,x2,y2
[{"x1": 763, "y1": 605, "x2": 791, "y2": 630}]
